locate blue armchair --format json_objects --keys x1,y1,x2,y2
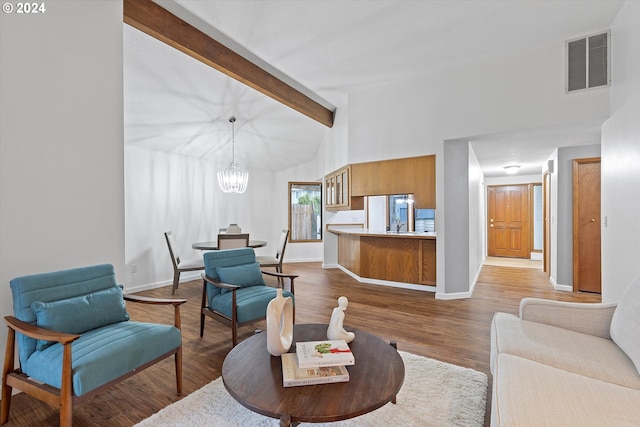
[
  {"x1": 1, "y1": 264, "x2": 186, "y2": 427},
  {"x1": 201, "y1": 248, "x2": 297, "y2": 346}
]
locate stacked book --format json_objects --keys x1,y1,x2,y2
[{"x1": 281, "y1": 339, "x2": 355, "y2": 387}]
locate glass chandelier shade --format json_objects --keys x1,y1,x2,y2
[{"x1": 217, "y1": 116, "x2": 249, "y2": 194}]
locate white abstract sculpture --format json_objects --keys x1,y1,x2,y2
[
  {"x1": 266, "y1": 288, "x2": 293, "y2": 356},
  {"x1": 327, "y1": 296, "x2": 355, "y2": 343}
]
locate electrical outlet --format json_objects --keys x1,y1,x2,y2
[{"x1": 131, "y1": 264, "x2": 138, "y2": 274}]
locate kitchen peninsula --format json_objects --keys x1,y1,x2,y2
[
  {"x1": 328, "y1": 227, "x2": 436, "y2": 290},
  {"x1": 325, "y1": 154, "x2": 437, "y2": 291}
]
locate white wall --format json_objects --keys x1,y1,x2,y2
[
  {"x1": 443, "y1": 139, "x2": 470, "y2": 296},
  {"x1": 485, "y1": 174, "x2": 543, "y2": 186},
  {"x1": 125, "y1": 146, "x2": 282, "y2": 291},
  {"x1": 342, "y1": 35, "x2": 610, "y2": 295},
  {"x1": 123, "y1": 88, "x2": 350, "y2": 287},
  {"x1": 0, "y1": 1, "x2": 124, "y2": 368},
  {"x1": 124, "y1": 125, "x2": 336, "y2": 290},
  {"x1": 319, "y1": 95, "x2": 351, "y2": 265},
  {"x1": 468, "y1": 144, "x2": 485, "y2": 292},
  {"x1": 318, "y1": 93, "x2": 350, "y2": 175},
  {"x1": 601, "y1": 0, "x2": 640, "y2": 302}
]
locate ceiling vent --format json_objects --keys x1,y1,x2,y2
[{"x1": 566, "y1": 31, "x2": 610, "y2": 93}]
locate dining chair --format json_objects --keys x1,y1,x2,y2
[
  {"x1": 218, "y1": 233, "x2": 249, "y2": 250},
  {"x1": 256, "y1": 229, "x2": 289, "y2": 277},
  {"x1": 200, "y1": 248, "x2": 297, "y2": 346},
  {"x1": 164, "y1": 231, "x2": 205, "y2": 295}
]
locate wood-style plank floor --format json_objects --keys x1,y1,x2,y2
[{"x1": 2, "y1": 262, "x2": 600, "y2": 426}]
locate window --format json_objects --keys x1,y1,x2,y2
[
  {"x1": 289, "y1": 182, "x2": 322, "y2": 242},
  {"x1": 388, "y1": 194, "x2": 411, "y2": 232},
  {"x1": 566, "y1": 31, "x2": 610, "y2": 92},
  {"x1": 415, "y1": 208, "x2": 436, "y2": 233}
]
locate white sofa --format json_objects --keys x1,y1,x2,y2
[{"x1": 490, "y1": 276, "x2": 640, "y2": 426}]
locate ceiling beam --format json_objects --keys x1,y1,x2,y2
[{"x1": 124, "y1": 0, "x2": 334, "y2": 128}]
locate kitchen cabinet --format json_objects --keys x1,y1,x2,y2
[
  {"x1": 325, "y1": 165, "x2": 364, "y2": 211},
  {"x1": 350, "y1": 155, "x2": 435, "y2": 208}
]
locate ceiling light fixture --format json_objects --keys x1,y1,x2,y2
[
  {"x1": 217, "y1": 116, "x2": 248, "y2": 194},
  {"x1": 503, "y1": 165, "x2": 520, "y2": 175}
]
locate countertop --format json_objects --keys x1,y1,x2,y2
[{"x1": 327, "y1": 227, "x2": 436, "y2": 239}]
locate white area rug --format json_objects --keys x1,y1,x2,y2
[{"x1": 136, "y1": 351, "x2": 488, "y2": 427}]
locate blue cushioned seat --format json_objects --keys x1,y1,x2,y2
[
  {"x1": 211, "y1": 286, "x2": 294, "y2": 324},
  {"x1": 201, "y1": 247, "x2": 298, "y2": 347},
  {"x1": 24, "y1": 321, "x2": 181, "y2": 396}
]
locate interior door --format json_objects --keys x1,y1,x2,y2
[
  {"x1": 573, "y1": 158, "x2": 601, "y2": 293},
  {"x1": 488, "y1": 185, "x2": 530, "y2": 258}
]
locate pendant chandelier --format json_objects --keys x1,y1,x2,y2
[{"x1": 217, "y1": 116, "x2": 249, "y2": 194}]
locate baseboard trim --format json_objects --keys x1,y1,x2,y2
[
  {"x1": 324, "y1": 265, "x2": 436, "y2": 293},
  {"x1": 549, "y1": 276, "x2": 573, "y2": 292},
  {"x1": 125, "y1": 271, "x2": 202, "y2": 294},
  {"x1": 435, "y1": 290, "x2": 473, "y2": 300}
]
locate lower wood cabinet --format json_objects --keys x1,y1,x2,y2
[{"x1": 337, "y1": 234, "x2": 436, "y2": 285}]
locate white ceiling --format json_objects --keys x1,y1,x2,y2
[{"x1": 124, "y1": 0, "x2": 623, "y2": 175}]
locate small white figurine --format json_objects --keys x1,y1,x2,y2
[{"x1": 327, "y1": 296, "x2": 355, "y2": 343}]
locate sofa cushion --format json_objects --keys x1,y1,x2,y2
[
  {"x1": 610, "y1": 274, "x2": 640, "y2": 374},
  {"x1": 23, "y1": 321, "x2": 181, "y2": 396},
  {"x1": 491, "y1": 312, "x2": 640, "y2": 390},
  {"x1": 215, "y1": 262, "x2": 265, "y2": 294},
  {"x1": 492, "y1": 354, "x2": 640, "y2": 427},
  {"x1": 31, "y1": 286, "x2": 130, "y2": 351}
]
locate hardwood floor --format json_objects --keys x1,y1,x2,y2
[{"x1": 2, "y1": 263, "x2": 600, "y2": 426}]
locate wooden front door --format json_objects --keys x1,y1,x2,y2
[
  {"x1": 573, "y1": 158, "x2": 601, "y2": 293},
  {"x1": 488, "y1": 185, "x2": 530, "y2": 258}
]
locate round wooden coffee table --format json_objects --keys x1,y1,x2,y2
[{"x1": 222, "y1": 323, "x2": 405, "y2": 427}]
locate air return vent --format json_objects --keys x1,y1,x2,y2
[{"x1": 566, "y1": 31, "x2": 610, "y2": 93}]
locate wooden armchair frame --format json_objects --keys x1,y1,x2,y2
[
  {"x1": 1, "y1": 295, "x2": 186, "y2": 427},
  {"x1": 200, "y1": 270, "x2": 297, "y2": 347},
  {"x1": 164, "y1": 231, "x2": 205, "y2": 295},
  {"x1": 256, "y1": 229, "x2": 289, "y2": 286}
]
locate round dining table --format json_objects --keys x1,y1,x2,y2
[{"x1": 192, "y1": 240, "x2": 267, "y2": 250}]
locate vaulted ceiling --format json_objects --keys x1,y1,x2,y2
[{"x1": 123, "y1": 0, "x2": 624, "y2": 175}]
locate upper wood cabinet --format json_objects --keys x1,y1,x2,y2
[
  {"x1": 350, "y1": 155, "x2": 436, "y2": 208},
  {"x1": 325, "y1": 165, "x2": 364, "y2": 211}
]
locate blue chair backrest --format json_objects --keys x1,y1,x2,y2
[
  {"x1": 10, "y1": 264, "x2": 119, "y2": 367},
  {"x1": 203, "y1": 248, "x2": 257, "y2": 297}
]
